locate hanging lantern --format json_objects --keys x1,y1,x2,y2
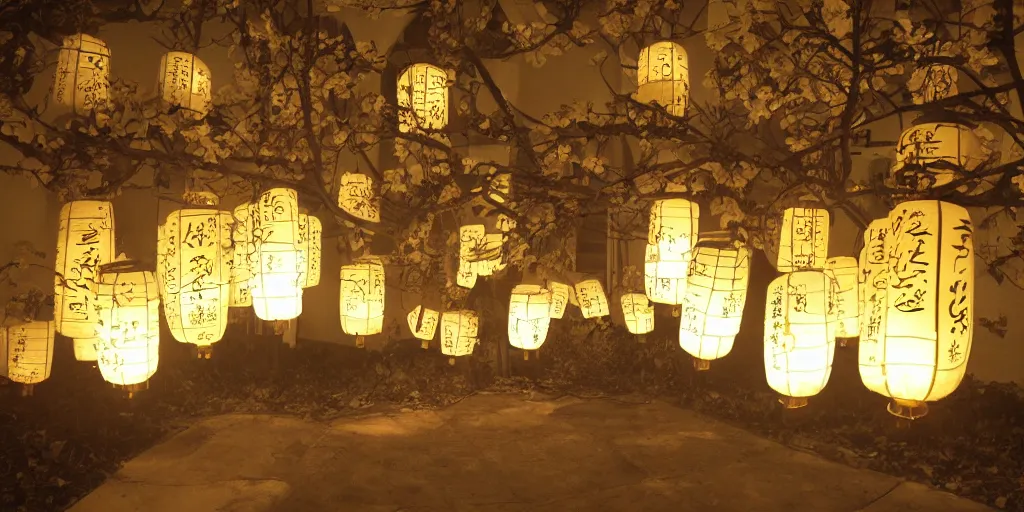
[
  {"x1": 909, "y1": 64, "x2": 958, "y2": 105},
  {"x1": 763, "y1": 271, "x2": 837, "y2": 408},
  {"x1": 621, "y1": 293, "x2": 654, "y2": 339},
  {"x1": 636, "y1": 41, "x2": 689, "y2": 116},
  {"x1": 250, "y1": 189, "x2": 303, "y2": 321},
  {"x1": 339, "y1": 256, "x2": 386, "y2": 348},
  {"x1": 472, "y1": 233, "x2": 506, "y2": 277},
  {"x1": 94, "y1": 261, "x2": 160, "y2": 396},
  {"x1": 52, "y1": 34, "x2": 110, "y2": 114},
  {"x1": 228, "y1": 204, "x2": 255, "y2": 307},
  {"x1": 649, "y1": 199, "x2": 699, "y2": 258},
  {"x1": 3, "y1": 321, "x2": 55, "y2": 395},
  {"x1": 893, "y1": 123, "x2": 983, "y2": 190},
  {"x1": 508, "y1": 285, "x2": 552, "y2": 357},
  {"x1": 574, "y1": 279, "x2": 610, "y2": 319},
  {"x1": 858, "y1": 218, "x2": 889, "y2": 395},
  {"x1": 440, "y1": 310, "x2": 479, "y2": 363},
  {"x1": 161, "y1": 209, "x2": 233, "y2": 356},
  {"x1": 297, "y1": 214, "x2": 322, "y2": 288},
  {"x1": 876, "y1": 201, "x2": 974, "y2": 420},
  {"x1": 397, "y1": 63, "x2": 449, "y2": 132},
  {"x1": 158, "y1": 51, "x2": 212, "y2": 117},
  {"x1": 644, "y1": 244, "x2": 690, "y2": 306},
  {"x1": 679, "y1": 246, "x2": 750, "y2": 370},
  {"x1": 823, "y1": 256, "x2": 859, "y2": 343},
  {"x1": 337, "y1": 173, "x2": 381, "y2": 223},
  {"x1": 776, "y1": 207, "x2": 829, "y2": 272},
  {"x1": 408, "y1": 306, "x2": 440, "y2": 348},
  {"x1": 548, "y1": 281, "x2": 570, "y2": 319},
  {"x1": 456, "y1": 260, "x2": 478, "y2": 289},
  {"x1": 73, "y1": 338, "x2": 101, "y2": 362},
  {"x1": 54, "y1": 200, "x2": 116, "y2": 338}
]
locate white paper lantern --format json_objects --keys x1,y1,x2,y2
[
  {"x1": 621, "y1": 293, "x2": 654, "y2": 336},
  {"x1": 548, "y1": 281, "x2": 571, "y2": 319},
  {"x1": 52, "y1": 34, "x2": 110, "y2": 114},
  {"x1": 574, "y1": 279, "x2": 610, "y2": 318},
  {"x1": 340, "y1": 256, "x2": 386, "y2": 347},
  {"x1": 877, "y1": 201, "x2": 974, "y2": 419},
  {"x1": 161, "y1": 209, "x2": 233, "y2": 352},
  {"x1": 228, "y1": 204, "x2": 255, "y2": 307},
  {"x1": 644, "y1": 243, "x2": 690, "y2": 305},
  {"x1": 249, "y1": 189, "x2": 303, "y2": 321},
  {"x1": 776, "y1": 207, "x2": 830, "y2": 272},
  {"x1": 54, "y1": 200, "x2": 116, "y2": 338},
  {"x1": 440, "y1": 310, "x2": 478, "y2": 362},
  {"x1": 858, "y1": 218, "x2": 889, "y2": 395},
  {"x1": 824, "y1": 256, "x2": 860, "y2": 340},
  {"x1": 73, "y1": 338, "x2": 101, "y2": 362},
  {"x1": 94, "y1": 262, "x2": 160, "y2": 392},
  {"x1": 397, "y1": 63, "x2": 449, "y2": 132},
  {"x1": 408, "y1": 306, "x2": 440, "y2": 346},
  {"x1": 636, "y1": 41, "x2": 689, "y2": 116},
  {"x1": 457, "y1": 225, "x2": 504, "y2": 287},
  {"x1": 679, "y1": 246, "x2": 750, "y2": 368},
  {"x1": 649, "y1": 199, "x2": 699, "y2": 258},
  {"x1": 337, "y1": 173, "x2": 381, "y2": 223},
  {"x1": 3, "y1": 321, "x2": 55, "y2": 390},
  {"x1": 763, "y1": 271, "x2": 837, "y2": 408},
  {"x1": 158, "y1": 51, "x2": 212, "y2": 116},
  {"x1": 297, "y1": 214, "x2": 322, "y2": 288},
  {"x1": 909, "y1": 64, "x2": 958, "y2": 105},
  {"x1": 508, "y1": 285, "x2": 553, "y2": 353},
  {"x1": 894, "y1": 122, "x2": 983, "y2": 189}
]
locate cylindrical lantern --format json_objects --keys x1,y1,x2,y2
[
  {"x1": 893, "y1": 123, "x2": 983, "y2": 189},
  {"x1": 158, "y1": 51, "x2": 212, "y2": 116},
  {"x1": 52, "y1": 34, "x2": 110, "y2": 114},
  {"x1": 763, "y1": 271, "x2": 837, "y2": 408},
  {"x1": 73, "y1": 338, "x2": 101, "y2": 362},
  {"x1": 94, "y1": 261, "x2": 160, "y2": 394},
  {"x1": 408, "y1": 306, "x2": 440, "y2": 347},
  {"x1": 508, "y1": 285, "x2": 553, "y2": 354},
  {"x1": 824, "y1": 256, "x2": 859, "y2": 340},
  {"x1": 645, "y1": 243, "x2": 690, "y2": 305},
  {"x1": 54, "y1": 200, "x2": 116, "y2": 338},
  {"x1": 548, "y1": 281, "x2": 570, "y2": 319},
  {"x1": 574, "y1": 279, "x2": 610, "y2": 318},
  {"x1": 228, "y1": 204, "x2": 255, "y2": 307},
  {"x1": 339, "y1": 256, "x2": 386, "y2": 348},
  {"x1": 649, "y1": 199, "x2": 699, "y2": 258},
  {"x1": 621, "y1": 293, "x2": 654, "y2": 337},
  {"x1": 858, "y1": 218, "x2": 889, "y2": 395},
  {"x1": 776, "y1": 207, "x2": 830, "y2": 272},
  {"x1": 297, "y1": 214, "x2": 322, "y2": 288},
  {"x1": 337, "y1": 173, "x2": 381, "y2": 223},
  {"x1": 397, "y1": 63, "x2": 449, "y2": 132},
  {"x1": 636, "y1": 41, "x2": 689, "y2": 116},
  {"x1": 3, "y1": 321, "x2": 55, "y2": 393},
  {"x1": 440, "y1": 310, "x2": 479, "y2": 362},
  {"x1": 679, "y1": 246, "x2": 750, "y2": 369},
  {"x1": 161, "y1": 209, "x2": 233, "y2": 353},
  {"x1": 250, "y1": 189, "x2": 303, "y2": 321},
  {"x1": 877, "y1": 201, "x2": 974, "y2": 419}
]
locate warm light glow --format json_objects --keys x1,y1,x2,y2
[
  {"x1": 228, "y1": 204, "x2": 255, "y2": 307},
  {"x1": 52, "y1": 34, "x2": 110, "y2": 114},
  {"x1": 508, "y1": 285, "x2": 553, "y2": 350},
  {"x1": 337, "y1": 173, "x2": 381, "y2": 223},
  {"x1": 645, "y1": 243, "x2": 690, "y2": 305},
  {"x1": 73, "y1": 338, "x2": 101, "y2": 362},
  {"x1": 574, "y1": 279, "x2": 610, "y2": 319},
  {"x1": 55, "y1": 201, "x2": 116, "y2": 338},
  {"x1": 824, "y1": 256, "x2": 859, "y2": 339},
  {"x1": 894, "y1": 123, "x2": 982, "y2": 189},
  {"x1": 621, "y1": 293, "x2": 654, "y2": 335},
  {"x1": 408, "y1": 306, "x2": 440, "y2": 341},
  {"x1": 94, "y1": 262, "x2": 160, "y2": 387},
  {"x1": 249, "y1": 189, "x2": 303, "y2": 321},
  {"x1": 763, "y1": 271, "x2": 837, "y2": 405},
  {"x1": 548, "y1": 281, "x2": 570, "y2": 319},
  {"x1": 297, "y1": 214, "x2": 322, "y2": 288},
  {"x1": 458, "y1": 225, "x2": 504, "y2": 287},
  {"x1": 3, "y1": 321, "x2": 55, "y2": 385},
  {"x1": 776, "y1": 207, "x2": 829, "y2": 272},
  {"x1": 649, "y1": 199, "x2": 699, "y2": 258},
  {"x1": 679, "y1": 246, "x2": 750, "y2": 362},
  {"x1": 397, "y1": 63, "x2": 448, "y2": 132},
  {"x1": 858, "y1": 218, "x2": 889, "y2": 395},
  {"x1": 158, "y1": 51, "x2": 212, "y2": 116},
  {"x1": 440, "y1": 310, "x2": 479, "y2": 358},
  {"x1": 636, "y1": 41, "x2": 689, "y2": 116},
  {"x1": 339, "y1": 256, "x2": 386, "y2": 336}
]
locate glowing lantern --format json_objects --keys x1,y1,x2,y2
[
  {"x1": 858, "y1": 218, "x2": 889, "y2": 395},
  {"x1": 823, "y1": 256, "x2": 859, "y2": 342},
  {"x1": 3, "y1": 321, "x2": 55, "y2": 394},
  {"x1": 54, "y1": 200, "x2": 116, "y2": 338},
  {"x1": 776, "y1": 207, "x2": 829, "y2": 272},
  {"x1": 679, "y1": 246, "x2": 750, "y2": 369},
  {"x1": 408, "y1": 306, "x2": 440, "y2": 348},
  {"x1": 893, "y1": 123, "x2": 983, "y2": 190},
  {"x1": 621, "y1": 293, "x2": 654, "y2": 339},
  {"x1": 457, "y1": 225, "x2": 504, "y2": 287},
  {"x1": 340, "y1": 256, "x2": 386, "y2": 348},
  {"x1": 337, "y1": 173, "x2": 381, "y2": 223},
  {"x1": 397, "y1": 63, "x2": 449, "y2": 132},
  {"x1": 548, "y1": 281, "x2": 570, "y2": 319},
  {"x1": 763, "y1": 271, "x2": 837, "y2": 408},
  {"x1": 649, "y1": 199, "x2": 699, "y2": 258},
  {"x1": 876, "y1": 201, "x2": 974, "y2": 419},
  {"x1": 508, "y1": 285, "x2": 553, "y2": 356},
  {"x1": 161, "y1": 209, "x2": 233, "y2": 355},
  {"x1": 52, "y1": 34, "x2": 110, "y2": 114},
  {"x1": 644, "y1": 244, "x2": 690, "y2": 305},
  {"x1": 297, "y1": 214, "x2": 322, "y2": 288},
  {"x1": 440, "y1": 310, "x2": 479, "y2": 363},
  {"x1": 574, "y1": 279, "x2": 609, "y2": 319},
  {"x1": 158, "y1": 51, "x2": 212, "y2": 116},
  {"x1": 909, "y1": 64, "x2": 958, "y2": 105},
  {"x1": 228, "y1": 204, "x2": 255, "y2": 307},
  {"x1": 73, "y1": 338, "x2": 100, "y2": 362},
  {"x1": 249, "y1": 189, "x2": 303, "y2": 321},
  {"x1": 94, "y1": 261, "x2": 160, "y2": 395},
  {"x1": 636, "y1": 41, "x2": 689, "y2": 116}
]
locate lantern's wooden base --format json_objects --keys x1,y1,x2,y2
[
  {"x1": 116, "y1": 382, "x2": 149, "y2": 399},
  {"x1": 448, "y1": 357, "x2": 456, "y2": 366},
  {"x1": 693, "y1": 359, "x2": 711, "y2": 371},
  {"x1": 355, "y1": 336, "x2": 365, "y2": 349},
  {"x1": 672, "y1": 305, "x2": 682, "y2": 318},
  {"x1": 421, "y1": 340, "x2": 429, "y2": 350},
  {"x1": 637, "y1": 334, "x2": 647, "y2": 344},
  {"x1": 197, "y1": 346, "x2": 213, "y2": 360},
  {"x1": 887, "y1": 399, "x2": 928, "y2": 420},
  {"x1": 779, "y1": 396, "x2": 809, "y2": 409},
  {"x1": 837, "y1": 337, "x2": 857, "y2": 348},
  {"x1": 20, "y1": 384, "x2": 35, "y2": 397}
]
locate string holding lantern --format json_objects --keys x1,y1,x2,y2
[
  {"x1": 824, "y1": 256, "x2": 860, "y2": 343},
  {"x1": 636, "y1": 41, "x2": 689, "y2": 116},
  {"x1": 297, "y1": 214, "x2": 322, "y2": 288},
  {"x1": 2, "y1": 321, "x2": 55, "y2": 396},
  {"x1": 339, "y1": 256, "x2": 386, "y2": 349},
  {"x1": 408, "y1": 306, "x2": 440, "y2": 349},
  {"x1": 440, "y1": 310, "x2": 479, "y2": 364},
  {"x1": 547, "y1": 281, "x2": 571, "y2": 319},
  {"x1": 776, "y1": 207, "x2": 830, "y2": 272},
  {"x1": 858, "y1": 218, "x2": 889, "y2": 396},
  {"x1": 621, "y1": 293, "x2": 654, "y2": 341},
  {"x1": 574, "y1": 279, "x2": 610, "y2": 319},
  {"x1": 54, "y1": 201, "x2": 116, "y2": 339},
  {"x1": 397, "y1": 63, "x2": 449, "y2": 132},
  {"x1": 763, "y1": 271, "x2": 837, "y2": 409},
  {"x1": 94, "y1": 261, "x2": 161, "y2": 397},
  {"x1": 508, "y1": 285, "x2": 553, "y2": 358},
  {"x1": 52, "y1": 34, "x2": 110, "y2": 115},
  {"x1": 228, "y1": 204, "x2": 255, "y2": 307},
  {"x1": 337, "y1": 173, "x2": 381, "y2": 223},
  {"x1": 249, "y1": 189, "x2": 304, "y2": 321},
  {"x1": 679, "y1": 245, "x2": 750, "y2": 370},
  {"x1": 158, "y1": 51, "x2": 212, "y2": 117}
]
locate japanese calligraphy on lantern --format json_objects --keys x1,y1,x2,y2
[
  {"x1": 574, "y1": 279, "x2": 609, "y2": 318},
  {"x1": 250, "y1": 188, "x2": 303, "y2": 321},
  {"x1": 397, "y1": 63, "x2": 449, "y2": 132},
  {"x1": 440, "y1": 310, "x2": 478, "y2": 358},
  {"x1": 776, "y1": 207, "x2": 829, "y2": 272},
  {"x1": 621, "y1": 293, "x2": 654, "y2": 335},
  {"x1": 94, "y1": 263, "x2": 161, "y2": 387},
  {"x1": 548, "y1": 282, "x2": 571, "y2": 319},
  {"x1": 54, "y1": 200, "x2": 116, "y2": 339},
  {"x1": 229, "y1": 204, "x2": 255, "y2": 307},
  {"x1": 824, "y1": 256, "x2": 859, "y2": 338},
  {"x1": 679, "y1": 246, "x2": 750, "y2": 361},
  {"x1": 508, "y1": 285, "x2": 553, "y2": 350},
  {"x1": 648, "y1": 199, "x2": 699, "y2": 259},
  {"x1": 894, "y1": 122, "x2": 982, "y2": 188},
  {"x1": 158, "y1": 51, "x2": 212, "y2": 116},
  {"x1": 52, "y1": 34, "x2": 110, "y2": 114},
  {"x1": 644, "y1": 243, "x2": 690, "y2": 305},
  {"x1": 408, "y1": 306, "x2": 440, "y2": 341},
  {"x1": 297, "y1": 214, "x2": 322, "y2": 288},
  {"x1": 339, "y1": 256, "x2": 386, "y2": 336},
  {"x1": 3, "y1": 321, "x2": 55, "y2": 385},
  {"x1": 857, "y1": 218, "x2": 889, "y2": 394},
  {"x1": 636, "y1": 41, "x2": 689, "y2": 116},
  {"x1": 763, "y1": 271, "x2": 837, "y2": 401},
  {"x1": 337, "y1": 173, "x2": 381, "y2": 223}
]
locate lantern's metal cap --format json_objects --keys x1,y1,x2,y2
[
  {"x1": 887, "y1": 399, "x2": 928, "y2": 420},
  {"x1": 779, "y1": 396, "x2": 809, "y2": 409}
]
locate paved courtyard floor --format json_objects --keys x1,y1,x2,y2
[{"x1": 69, "y1": 393, "x2": 993, "y2": 512}]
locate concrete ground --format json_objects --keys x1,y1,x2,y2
[{"x1": 69, "y1": 393, "x2": 993, "y2": 512}]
